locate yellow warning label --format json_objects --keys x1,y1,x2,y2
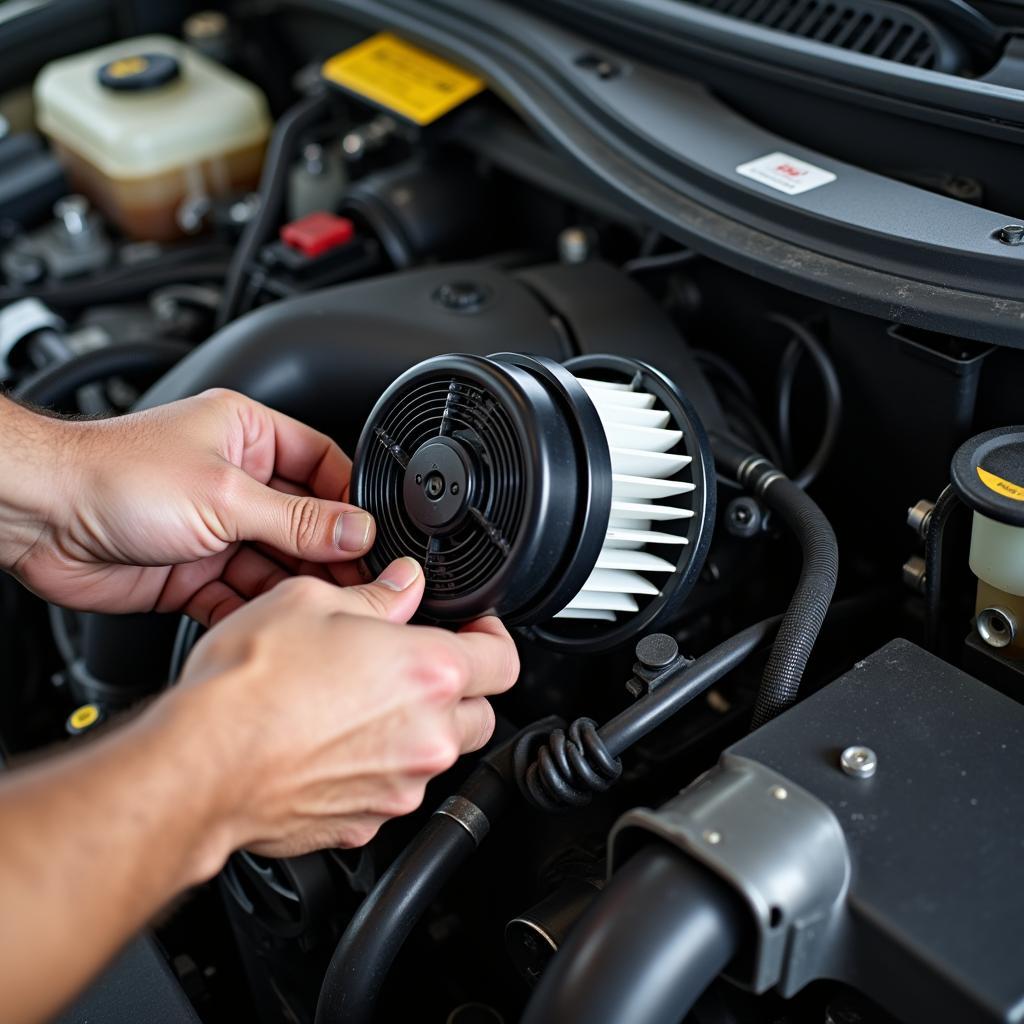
[
  {"x1": 322, "y1": 33, "x2": 484, "y2": 126},
  {"x1": 978, "y1": 466, "x2": 1024, "y2": 501},
  {"x1": 69, "y1": 704, "x2": 101, "y2": 731},
  {"x1": 106, "y1": 56, "x2": 150, "y2": 79}
]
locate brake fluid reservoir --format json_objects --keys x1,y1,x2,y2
[
  {"x1": 951, "y1": 427, "x2": 1024, "y2": 655},
  {"x1": 35, "y1": 36, "x2": 270, "y2": 241}
]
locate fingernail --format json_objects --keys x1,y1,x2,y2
[
  {"x1": 336, "y1": 511, "x2": 372, "y2": 551},
  {"x1": 378, "y1": 557, "x2": 421, "y2": 591}
]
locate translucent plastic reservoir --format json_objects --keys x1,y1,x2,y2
[{"x1": 35, "y1": 36, "x2": 270, "y2": 240}]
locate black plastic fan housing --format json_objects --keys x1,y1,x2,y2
[{"x1": 351, "y1": 352, "x2": 715, "y2": 651}]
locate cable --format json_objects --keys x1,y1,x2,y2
[
  {"x1": 622, "y1": 249, "x2": 698, "y2": 274},
  {"x1": 217, "y1": 91, "x2": 332, "y2": 327},
  {"x1": 714, "y1": 436, "x2": 839, "y2": 727},
  {"x1": 0, "y1": 247, "x2": 231, "y2": 313},
  {"x1": 695, "y1": 350, "x2": 784, "y2": 468},
  {"x1": 770, "y1": 314, "x2": 842, "y2": 490},
  {"x1": 169, "y1": 616, "x2": 203, "y2": 684},
  {"x1": 13, "y1": 340, "x2": 191, "y2": 409},
  {"x1": 521, "y1": 844, "x2": 746, "y2": 1024},
  {"x1": 521, "y1": 615, "x2": 780, "y2": 811}
]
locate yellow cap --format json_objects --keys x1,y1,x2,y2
[{"x1": 67, "y1": 703, "x2": 101, "y2": 734}]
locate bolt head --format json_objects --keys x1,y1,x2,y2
[
  {"x1": 770, "y1": 785, "x2": 788, "y2": 800},
  {"x1": 840, "y1": 745, "x2": 877, "y2": 779},
  {"x1": 702, "y1": 829, "x2": 722, "y2": 845},
  {"x1": 998, "y1": 223, "x2": 1024, "y2": 246}
]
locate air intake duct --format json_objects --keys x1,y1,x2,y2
[{"x1": 351, "y1": 352, "x2": 715, "y2": 651}]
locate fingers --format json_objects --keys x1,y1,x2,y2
[
  {"x1": 230, "y1": 472, "x2": 375, "y2": 563},
  {"x1": 262, "y1": 405, "x2": 352, "y2": 499},
  {"x1": 222, "y1": 546, "x2": 291, "y2": 599},
  {"x1": 453, "y1": 697, "x2": 496, "y2": 754},
  {"x1": 332, "y1": 558, "x2": 424, "y2": 624},
  {"x1": 451, "y1": 617, "x2": 520, "y2": 698},
  {"x1": 185, "y1": 578, "x2": 245, "y2": 627}
]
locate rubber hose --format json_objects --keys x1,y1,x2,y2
[
  {"x1": 601, "y1": 615, "x2": 781, "y2": 754},
  {"x1": 713, "y1": 435, "x2": 839, "y2": 727},
  {"x1": 522, "y1": 844, "x2": 745, "y2": 1024},
  {"x1": 13, "y1": 340, "x2": 192, "y2": 409},
  {"x1": 217, "y1": 91, "x2": 332, "y2": 327},
  {"x1": 315, "y1": 765, "x2": 508, "y2": 1024}
]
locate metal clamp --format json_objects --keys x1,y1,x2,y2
[
  {"x1": 610, "y1": 753, "x2": 850, "y2": 995},
  {"x1": 0, "y1": 297, "x2": 64, "y2": 377}
]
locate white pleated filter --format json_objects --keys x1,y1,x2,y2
[{"x1": 553, "y1": 375, "x2": 695, "y2": 622}]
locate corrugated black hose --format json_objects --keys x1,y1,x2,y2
[{"x1": 713, "y1": 435, "x2": 839, "y2": 727}]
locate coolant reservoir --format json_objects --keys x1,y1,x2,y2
[
  {"x1": 35, "y1": 36, "x2": 270, "y2": 241},
  {"x1": 951, "y1": 427, "x2": 1024, "y2": 656}
]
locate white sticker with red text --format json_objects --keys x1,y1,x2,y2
[{"x1": 735, "y1": 151, "x2": 836, "y2": 195}]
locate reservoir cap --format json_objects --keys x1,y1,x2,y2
[
  {"x1": 98, "y1": 53, "x2": 181, "y2": 92},
  {"x1": 951, "y1": 426, "x2": 1024, "y2": 526}
]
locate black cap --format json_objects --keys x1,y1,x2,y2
[
  {"x1": 98, "y1": 53, "x2": 181, "y2": 92},
  {"x1": 951, "y1": 426, "x2": 1024, "y2": 527}
]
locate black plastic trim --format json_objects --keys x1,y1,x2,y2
[{"x1": 296, "y1": 0, "x2": 1024, "y2": 346}]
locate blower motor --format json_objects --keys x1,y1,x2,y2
[{"x1": 351, "y1": 352, "x2": 715, "y2": 651}]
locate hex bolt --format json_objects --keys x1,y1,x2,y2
[
  {"x1": 901, "y1": 555, "x2": 927, "y2": 595},
  {"x1": 840, "y1": 745, "x2": 877, "y2": 779},
  {"x1": 906, "y1": 499, "x2": 934, "y2": 539},
  {"x1": 998, "y1": 224, "x2": 1024, "y2": 246}
]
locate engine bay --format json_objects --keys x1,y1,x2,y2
[{"x1": 2, "y1": 3, "x2": 1024, "y2": 1023}]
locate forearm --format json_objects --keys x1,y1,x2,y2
[
  {"x1": 0, "y1": 691, "x2": 233, "y2": 1024},
  {"x1": 0, "y1": 397, "x2": 74, "y2": 574}
]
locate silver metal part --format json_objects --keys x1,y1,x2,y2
[
  {"x1": 54, "y1": 195, "x2": 92, "y2": 244},
  {"x1": 557, "y1": 226, "x2": 591, "y2": 264},
  {"x1": 901, "y1": 555, "x2": 927, "y2": 594},
  {"x1": 0, "y1": 297, "x2": 64, "y2": 377},
  {"x1": 839, "y1": 745, "x2": 877, "y2": 779},
  {"x1": 907, "y1": 499, "x2": 935, "y2": 539},
  {"x1": 435, "y1": 795, "x2": 490, "y2": 846},
  {"x1": 610, "y1": 753, "x2": 850, "y2": 995},
  {"x1": 976, "y1": 606, "x2": 1018, "y2": 649},
  {"x1": 342, "y1": 115, "x2": 397, "y2": 161}
]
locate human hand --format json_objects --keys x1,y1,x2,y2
[
  {"x1": 163, "y1": 557, "x2": 519, "y2": 856},
  {"x1": 3, "y1": 389, "x2": 374, "y2": 618}
]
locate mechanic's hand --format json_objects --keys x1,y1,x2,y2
[
  {"x1": 5, "y1": 389, "x2": 373, "y2": 618},
  {"x1": 164, "y1": 557, "x2": 519, "y2": 855}
]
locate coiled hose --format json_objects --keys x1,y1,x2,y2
[
  {"x1": 519, "y1": 615, "x2": 781, "y2": 810},
  {"x1": 713, "y1": 435, "x2": 839, "y2": 727}
]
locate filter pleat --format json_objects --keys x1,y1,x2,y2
[
  {"x1": 564, "y1": 590, "x2": 640, "y2": 612},
  {"x1": 612, "y1": 474, "x2": 694, "y2": 499},
  {"x1": 610, "y1": 448, "x2": 691, "y2": 478},
  {"x1": 557, "y1": 367, "x2": 697, "y2": 626},
  {"x1": 611, "y1": 500, "x2": 694, "y2": 521},
  {"x1": 582, "y1": 568, "x2": 660, "y2": 595}
]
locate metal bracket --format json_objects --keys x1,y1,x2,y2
[{"x1": 609, "y1": 752, "x2": 850, "y2": 995}]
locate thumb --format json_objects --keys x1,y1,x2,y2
[
  {"x1": 231, "y1": 474, "x2": 374, "y2": 561},
  {"x1": 334, "y1": 557, "x2": 425, "y2": 623}
]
